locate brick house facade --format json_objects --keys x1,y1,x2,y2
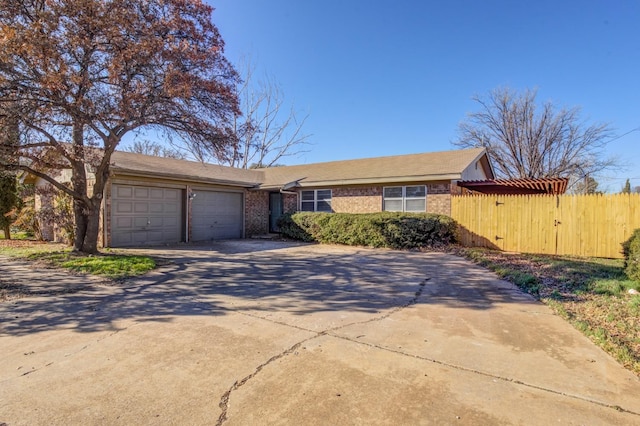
[
  {"x1": 29, "y1": 148, "x2": 494, "y2": 247},
  {"x1": 245, "y1": 190, "x2": 268, "y2": 236},
  {"x1": 319, "y1": 182, "x2": 454, "y2": 216}
]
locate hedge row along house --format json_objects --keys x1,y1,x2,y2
[{"x1": 27, "y1": 147, "x2": 494, "y2": 247}]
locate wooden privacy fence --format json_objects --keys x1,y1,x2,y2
[{"x1": 451, "y1": 193, "x2": 640, "y2": 258}]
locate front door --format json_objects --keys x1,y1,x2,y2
[{"x1": 269, "y1": 192, "x2": 284, "y2": 233}]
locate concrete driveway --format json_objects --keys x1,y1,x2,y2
[{"x1": 1, "y1": 240, "x2": 639, "y2": 425}]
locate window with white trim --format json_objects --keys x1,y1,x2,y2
[
  {"x1": 300, "y1": 189, "x2": 332, "y2": 212},
  {"x1": 383, "y1": 185, "x2": 426, "y2": 212}
]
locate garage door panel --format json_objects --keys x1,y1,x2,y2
[
  {"x1": 164, "y1": 190, "x2": 179, "y2": 201},
  {"x1": 133, "y1": 217, "x2": 149, "y2": 227},
  {"x1": 149, "y1": 202, "x2": 165, "y2": 213},
  {"x1": 150, "y1": 188, "x2": 165, "y2": 199},
  {"x1": 134, "y1": 187, "x2": 149, "y2": 198},
  {"x1": 164, "y1": 203, "x2": 178, "y2": 214},
  {"x1": 164, "y1": 217, "x2": 179, "y2": 226},
  {"x1": 146, "y1": 231, "x2": 163, "y2": 242},
  {"x1": 134, "y1": 202, "x2": 149, "y2": 213},
  {"x1": 147, "y1": 217, "x2": 163, "y2": 227},
  {"x1": 116, "y1": 186, "x2": 133, "y2": 198},
  {"x1": 132, "y1": 231, "x2": 150, "y2": 245},
  {"x1": 111, "y1": 184, "x2": 183, "y2": 247},
  {"x1": 115, "y1": 217, "x2": 133, "y2": 228},
  {"x1": 191, "y1": 191, "x2": 243, "y2": 241},
  {"x1": 115, "y1": 202, "x2": 133, "y2": 214},
  {"x1": 111, "y1": 232, "x2": 131, "y2": 246}
]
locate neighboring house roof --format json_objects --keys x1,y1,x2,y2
[
  {"x1": 110, "y1": 151, "x2": 263, "y2": 188},
  {"x1": 257, "y1": 148, "x2": 492, "y2": 189},
  {"x1": 457, "y1": 178, "x2": 569, "y2": 195}
]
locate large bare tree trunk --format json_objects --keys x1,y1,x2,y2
[
  {"x1": 71, "y1": 191, "x2": 103, "y2": 254},
  {"x1": 80, "y1": 200, "x2": 101, "y2": 253},
  {"x1": 2, "y1": 225, "x2": 10, "y2": 240},
  {"x1": 71, "y1": 123, "x2": 92, "y2": 252},
  {"x1": 72, "y1": 198, "x2": 88, "y2": 251}
]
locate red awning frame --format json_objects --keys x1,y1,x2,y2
[{"x1": 457, "y1": 178, "x2": 569, "y2": 195}]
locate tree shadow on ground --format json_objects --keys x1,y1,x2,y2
[{"x1": 0, "y1": 241, "x2": 539, "y2": 337}]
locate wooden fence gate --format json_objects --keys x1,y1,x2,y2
[{"x1": 451, "y1": 193, "x2": 640, "y2": 258}]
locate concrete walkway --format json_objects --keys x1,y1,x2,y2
[{"x1": 1, "y1": 240, "x2": 639, "y2": 425}]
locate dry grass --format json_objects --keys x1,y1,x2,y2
[{"x1": 0, "y1": 240, "x2": 156, "y2": 281}]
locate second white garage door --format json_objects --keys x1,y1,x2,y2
[{"x1": 191, "y1": 191, "x2": 243, "y2": 241}]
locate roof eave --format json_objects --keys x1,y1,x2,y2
[{"x1": 112, "y1": 168, "x2": 260, "y2": 188}]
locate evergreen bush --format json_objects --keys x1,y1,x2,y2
[
  {"x1": 622, "y1": 229, "x2": 640, "y2": 281},
  {"x1": 278, "y1": 212, "x2": 458, "y2": 250}
]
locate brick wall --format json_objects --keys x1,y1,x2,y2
[
  {"x1": 426, "y1": 183, "x2": 451, "y2": 215},
  {"x1": 283, "y1": 193, "x2": 297, "y2": 213},
  {"x1": 319, "y1": 184, "x2": 452, "y2": 216},
  {"x1": 245, "y1": 190, "x2": 269, "y2": 236},
  {"x1": 426, "y1": 194, "x2": 451, "y2": 215},
  {"x1": 427, "y1": 183, "x2": 450, "y2": 195},
  {"x1": 331, "y1": 186, "x2": 383, "y2": 213}
]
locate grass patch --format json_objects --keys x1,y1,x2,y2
[
  {"x1": 0, "y1": 241, "x2": 156, "y2": 280},
  {"x1": 59, "y1": 254, "x2": 155, "y2": 279},
  {"x1": 0, "y1": 230, "x2": 31, "y2": 240},
  {"x1": 0, "y1": 240, "x2": 68, "y2": 257},
  {"x1": 454, "y1": 247, "x2": 640, "y2": 376}
]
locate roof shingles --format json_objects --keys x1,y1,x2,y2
[
  {"x1": 257, "y1": 148, "x2": 487, "y2": 188},
  {"x1": 110, "y1": 151, "x2": 263, "y2": 187},
  {"x1": 110, "y1": 148, "x2": 488, "y2": 189}
]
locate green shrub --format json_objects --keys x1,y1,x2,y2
[
  {"x1": 622, "y1": 229, "x2": 640, "y2": 282},
  {"x1": 278, "y1": 212, "x2": 458, "y2": 250}
]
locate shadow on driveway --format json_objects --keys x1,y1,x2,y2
[{"x1": 0, "y1": 240, "x2": 535, "y2": 337}]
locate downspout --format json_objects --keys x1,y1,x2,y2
[
  {"x1": 186, "y1": 186, "x2": 193, "y2": 243},
  {"x1": 102, "y1": 179, "x2": 109, "y2": 248},
  {"x1": 185, "y1": 188, "x2": 189, "y2": 243}
]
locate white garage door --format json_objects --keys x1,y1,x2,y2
[
  {"x1": 111, "y1": 184, "x2": 183, "y2": 247},
  {"x1": 191, "y1": 190, "x2": 243, "y2": 241}
]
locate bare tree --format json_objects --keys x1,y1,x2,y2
[
  {"x1": 570, "y1": 175, "x2": 602, "y2": 194},
  {"x1": 123, "y1": 140, "x2": 187, "y2": 160},
  {"x1": 454, "y1": 87, "x2": 616, "y2": 180},
  {"x1": 222, "y1": 60, "x2": 312, "y2": 169},
  {"x1": 0, "y1": 0, "x2": 238, "y2": 253}
]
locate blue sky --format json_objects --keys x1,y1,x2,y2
[{"x1": 207, "y1": 0, "x2": 639, "y2": 191}]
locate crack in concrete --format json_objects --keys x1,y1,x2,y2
[
  {"x1": 329, "y1": 334, "x2": 640, "y2": 418},
  {"x1": 216, "y1": 274, "x2": 640, "y2": 420},
  {"x1": 215, "y1": 277, "x2": 430, "y2": 425},
  {"x1": 234, "y1": 277, "x2": 430, "y2": 336},
  {"x1": 215, "y1": 335, "x2": 318, "y2": 426},
  {"x1": 325, "y1": 278, "x2": 429, "y2": 334}
]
